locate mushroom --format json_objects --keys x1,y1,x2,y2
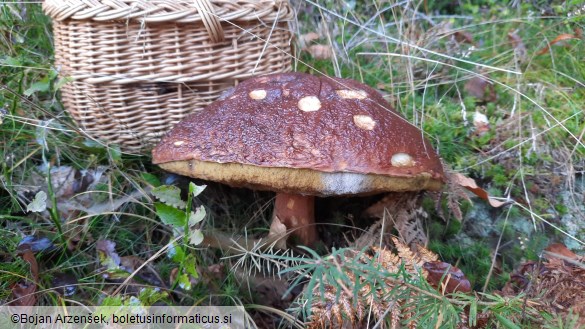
[{"x1": 152, "y1": 73, "x2": 444, "y2": 246}]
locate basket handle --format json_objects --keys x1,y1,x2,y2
[{"x1": 193, "y1": 0, "x2": 224, "y2": 43}]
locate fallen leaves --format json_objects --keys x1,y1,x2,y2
[
  {"x1": 10, "y1": 238, "x2": 42, "y2": 306},
  {"x1": 508, "y1": 28, "x2": 582, "y2": 58},
  {"x1": 536, "y1": 31, "x2": 582, "y2": 55},
  {"x1": 544, "y1": 242, "x2": 578, "y2": 260},
  {"x1": 449, "y1": 172, "x2": 508, "y2": 208},
  {"x1": 464, "y1": 75, "x2": 496, "y2": 103},
  {"x1": 299, "y1": 32, "x2": 320, "y2": 46},
  {"x1": 423, "y1": 261, "x2": 471, "y2": 294},
  {"x1": 500, "y1": 243, "x2": 585, "y2": 326},
  {"x1": 96, "y1": 239, "x2": 122, "y2": 279},
  {"x1": 51, "y1": 272, "x2": 78, "y2": 297},
  {"x1": 507, "y1": 30, "x2": 527, "y2": 62},
  {"x1": 96, "y1": 239, "x2": 164, "y2": 287},
  {"x1": 299, "y1": 32, "x2": 333, "y2": 60},
  {"x1": 19, "y1": 165, "x2": 147, "y2": 222},
  {"x1": 440, "y1": 170, "x2": 508, "y2": 222},
  {"x1": 17, "y1": 165, "x2": 140, "y2": 251},
  {"x1": 305, "y1": 44, "x2": 333, "y2": 60},
  {"x1": 9, "y1": 236, "x2": 79, "y2": 303},
  {"x1": 453, "y1": 31, "x2": 474, "y2": 45}
]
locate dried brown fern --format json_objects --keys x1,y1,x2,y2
[
  {"x1": 363, "y1": 192, "x2": 428, "y2": 248},
  {"x1": 500, "y1": 243, "x2": 585, "y2": 326},
  {"x1": 304, "y1": 237, "x2": 471, "y2": 329}
]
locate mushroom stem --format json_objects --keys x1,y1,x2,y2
[{"x1": 274, "y1": 192, "x2": 317, "y2": 246}]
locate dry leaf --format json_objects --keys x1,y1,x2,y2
[
  {"x1": 233, "y1": 268, "x2": 295, "y2": 309},
  {"x1": 464, "y1": 76, "x2": 488, "y2": 99},
  {"x1": 10, "y1": 279, "x2": 37, "y2": 307},
  {"x1": 441, "y1": 170, "x2": 475, "y2": 221},
  {"x1": 507, "y1": 31, "x2": 524, "y2": 49},
  {"x1": 96, "y1": 240, "x2": 164, "y2": 287},
  {"x1": 536, "y1": 33, "x2": 580, "y2": 55},
  {"x1": 453, "y1": 31, "x2": 474, "y2": 44},
  {"x1": 544, "y1": 242, "x2": 578, "y2": 260},
  {"x1": 49, "y1": 166, "x2": 88, "y2": 199},
  {"x1": 16, "y1": 165, "x2": 109, "y2": 225},
  {"x1": 206, "y1": 264, "x2": 224, "y2": 281},
  {"x1": 96, "y1": 240, "x2": 120, "y2": 269},
  {"x1": 120, "y1": 255, "x2": 164, "y2": 287},
  {"x1": 464, "y1": 75, "x2": 496, "y2": 102},
  {"x1": 451, "y1": 173, "x2": 508, "y2": 207},
  {"x1": 51, "y1": 272, "x2": 78, "y2": 297},
  {"x1": 500, "y1": 244, "x2": 585, "y2": 325},
  {"x1": 575, "y1": 27, "x2": 583, "y2": 39},
  {"x1": 18, "y1": 236, "x2": 55, "y2": 253},
  {"x1": 299, "y1": 32, "x2": 320, "y2": 48},
  {"x1": 10, "y1": 243, "x2": 40, "y2": 306},
  {"x1": 423, "y1": 261, "x2": 471, "y2": 294},
  {"x1": 305, "y1": 44, "x2": 333, "y2": 60},
  {"x1": 13, "y1": 166, "x2": 110, "y2": 252},
  {"x1": 96, "y1": 239, "x2": 133, "y2": 280},
  {"x1": 508, "y1": 31, "x2": 527, "y2": 62}
]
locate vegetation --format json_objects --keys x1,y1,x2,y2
[{"x1": 1, "y1": 0, "x2": 584, "y2": 328}]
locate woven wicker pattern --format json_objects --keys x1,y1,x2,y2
[
  {"x1": 44, "y1": 0, "x2": 293, "y2": 152},
  {"x1": 43, "y1": 0, "x2": 290, "y2": 23}
]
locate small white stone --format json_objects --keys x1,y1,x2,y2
[
  {"x1": 353, "y1": 115, "x2": 376, "y2": 130},
  {"x1": 298, "y1": 96, "x2": 321, "y2": 112},
  {"x1": 391, "y1": 153, "x2": 415, "y2": 167},
  {"x1": 173, "y1": 141, "x2": 185, "y2": 147},
  {"x1": 336, "y1": 89, "x2": 367, "y2": 99},
  {"x1": 473, "y1": 111, "x2": 489, "y2": 126},
  {"x1": 249, "y1": 89, "x2": 267, "y2": 100}
]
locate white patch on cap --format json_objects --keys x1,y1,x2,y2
[
  {"x1": 391, "y1": 153, "x2": 415, "y2": 167},
  {"x1": 173, "y1": 140, "x2": 185, "y2": 147},
  {"x1": 298, "y1": 96, "x2": 321, "y2": 112},
  {"x1": 249, "y1": 89, "x2": 267, "y2": 100},
  {"x1": 353, "y1": 115, "x2": 376, "y2": 130},
  {"x1": 321, "y1": 172, "x2": 370, "y2": 195},
  {"x1": 336, "y1": 89, "x2": 367, "y2": 99}
]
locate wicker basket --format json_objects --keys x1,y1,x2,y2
[{"x1": 43, "y1": 0, "x2": 293, "y2": 152}]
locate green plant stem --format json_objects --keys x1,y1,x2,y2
[
  {"x1": 46, "y1": 165, "x2": 66, "y2": 247},
  {"x1": 399, "y1": 279, "x2": 539, "y2": 308}
]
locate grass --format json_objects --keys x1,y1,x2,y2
[{"x1": 1, "y1": 0, "x2": 584, "y2": 328}]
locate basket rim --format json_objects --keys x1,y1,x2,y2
[{"x1": 43, "y1": 0, "x2": 293, "y2": 23}]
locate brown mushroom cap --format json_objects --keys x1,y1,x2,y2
[{"x1": 152, "y1": 72, "x2": 444, "y2": 196}]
